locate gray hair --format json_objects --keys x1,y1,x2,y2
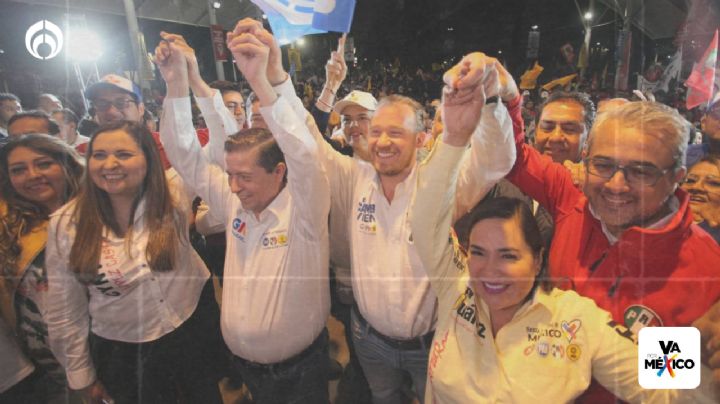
[
  {"x1": 376, "y1": 94, "x2": 425, "y2": 133},
  {"x1": 586, "y1": 101, "x2": 690, "y2": 170}
]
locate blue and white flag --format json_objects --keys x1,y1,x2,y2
[{"x1": 251, "y1": 0, "x2": 356, "y2": 45}]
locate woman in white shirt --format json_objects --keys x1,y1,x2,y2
[{"x1": 45, "y1": 121, "x2": 226, "y2": 404}]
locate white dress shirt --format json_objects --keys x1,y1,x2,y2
[
  {"x1": 160, "y1": 91, "x2": 330, "y2": 364},
  {"x1": 44, "y1": 179, "x2": 210, "y2": 390},
  {"x1": 273, "y1": 80, "x2": 516, "y2": 339}
]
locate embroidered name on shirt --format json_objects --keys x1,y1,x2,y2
[
  {"x1": 527, "y1": 324, "x2": 563, "y2": 341},
  {"x1": 428, "y1": 330, "x2": 449, "y2": 381},
  {"x1": 232, "y1": 217, "x2": 247, "y2": 241},
  {"x1": 452, "y1": 286, "x2": 486, "y2": 338},
  {"x1": 357, "y1": 197, "x2": 377, "y2": 234}
]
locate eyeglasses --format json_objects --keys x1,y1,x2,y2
[
  {"x1": 683, "y1": 174, "x2": 720, "y2": 192},
  {"x1": 92, "y1": 98, "x2": 137, "y2": 112},
  {"x1": 342, "y1": 116, "x2": 370, "y2": 127},
  {"x1": 584, "y1": 157, "x2": 673, "y2": 187}
]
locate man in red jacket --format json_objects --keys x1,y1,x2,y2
[{"x1": 462, "y1": 63, "x2": 720, "y2": 399}]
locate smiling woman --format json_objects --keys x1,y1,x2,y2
[
  {"x1": 682, "y1": 156, "x2": 720, "y2": 243},
  {"x1": 44, "y1": 121, "x2": 227, "y2": 403},
  {"x1": 0, "y1": 134, "x2": 83, "y2": 402}
]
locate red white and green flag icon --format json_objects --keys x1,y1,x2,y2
[{"x1": 685, "y1": 29, "x2": 718, "y2": 109}]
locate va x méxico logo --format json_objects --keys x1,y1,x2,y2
[{"x1": 638, "y1": 327, "x2": 700, "y2": 389}]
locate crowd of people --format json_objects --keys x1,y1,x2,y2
[{"x1": 2, "y1": 16, "x2": 720, "y2": 404}]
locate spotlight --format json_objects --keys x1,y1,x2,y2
[
  {"x1": 584, "y1": 11, "x2": 593, "y2": 20},
  {"x1": 531, "y1": 25, "x2": 539, "y2": 30},
  {"x1": 67, "y1": 27, "x2": 103, "y2": 62},
  {"x1": 212, "y1": 1, "x2": 222, "y2": 9}
]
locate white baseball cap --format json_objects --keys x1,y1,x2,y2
[
  {"x1": 334, "y1": 90, "x2": 378, "y2": 114},
  {"x1": 86, "y1": 74, "x2": 143, "y2": 102}
]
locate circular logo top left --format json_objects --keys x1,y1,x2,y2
[{"x1": 25, "y1": 20, "x2": 64, "y2": 60}]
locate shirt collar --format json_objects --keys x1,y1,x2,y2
[
  {"x1": 100, "y1": 196, "x2": 147, "y2": 239},
  {"x1": 370, "y1": 162, "x2": 419, "y2": 197},
  {"x1": 588, "y1": 195, "x2": 680, "y2": 244},
  {"x1": 245, "y1": 185, "x2": 290, "y2": 223}
]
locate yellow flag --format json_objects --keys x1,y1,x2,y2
[
  {"x1": 519, "y1": 62, "x2": 544, "y2": 90},
  {"x1": 288, "y1": 47, "x2": 302, "y2": 72},
  {"x1": 542, "y1": 73, "x2": 578, "y2": 91}
]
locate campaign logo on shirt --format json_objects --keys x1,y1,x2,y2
[
  {"x1": 561, "y1": 319, "x2": 582, "y2": 343},
  {"x1": 537, "y1": 342, "x2": 550, "y2": 357},
  {"x1": 356, "y1": 197, "x2": 377, "y2": 234},
  {"x1": 261, "y1": 230, "x2": 289, "y2": 249},
  {"x1": 232, "y1": 217, "x2": 247, "y2": 241},
  {"x1": 624, "y1": 304, "x2": 663, "y2": 335},
  {"x1": 639, "y1": 327, "x2": 700, "y2": 389}
]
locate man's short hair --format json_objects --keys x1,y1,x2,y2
[
  {"x1": 8, "y1": 110, "x2": 60, "y2": 135},
  {"x1": 53, "y1": 108, "x2": 79, "y2": 126},
  {"x1": 376, "y1": 94, "x2": 425, "y2": 133},
  {"x1": 224, "y1": 127, "x2": 286, "y2": 182},
  {"x1": 536, "y1": 91, "x2": 596, "y2": 133},
  {"x1": 209, "y1": 80, "x2": 243, "y2": 95},
  {"x1": 0, "y1": 93, "x2": 20, "y2": 104},
  {"x1": 587, "y1": 101, "x2": 691, "y2": 170}
]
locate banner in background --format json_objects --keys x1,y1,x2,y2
[{"x1": 210, "y1": 24, "x2": 227, "y2": 62}]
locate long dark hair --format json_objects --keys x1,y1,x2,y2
[
  {"x1": 69, "y1": 121, "x2": 185, "y2": 282},
  {"x1": 0, "y1": 134, "x2": 83, "y2": 279},
  {"x1": 466, "y1": 197, "x2": 552, "y2": 293}
]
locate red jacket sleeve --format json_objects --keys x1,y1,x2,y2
[{"x1": 504, "y1": 95, "x2": 581, "y2": 220}]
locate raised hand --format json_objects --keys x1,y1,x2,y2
[
  {"x1": 443, "y1": 52, "x2": 495, "y2": 93},
  {"x1": 441, "y1": 68, "x2": 487, "y2": 147},
  {"x1": 228, "y1": 32, "x2": 269, "y2": 86},
  {"x1": 159, "y1": 32, "x2": 201, "y2": 84},
  {"x1": 153, "y1": 37, "x2": 189, "y2": 94},
  {"x1": 227, "y1": 31, "x2": 276, "y2": 106},
  {"x1": 229, "y1": 18, "x2": 286, "y2": 85},
  {"x1": 325, "y1": 35, "x2": 348, "y2": 92}
]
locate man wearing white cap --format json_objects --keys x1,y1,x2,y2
[
  {"x1": 84, "y1": 74, "x2": 232, "y2": 170},
  {"x1": 85, "y1": 74, "x2": 146, "y2": 126},
  {"x1": 333, "y1": 90, "x2": 377, "y2": 162}
]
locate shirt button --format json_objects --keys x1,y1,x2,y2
[{"x1": 160, "y1": 299, "x2": 164, "y2": 303}]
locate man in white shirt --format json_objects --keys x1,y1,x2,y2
[
  {"x1": 155, "y1": 28, "x2": 331, "y2": 403},
  {"x1": 250, "y1": 30, "x2": 517, "y2": 401}
]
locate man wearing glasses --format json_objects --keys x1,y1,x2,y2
[
  {"x1": 506, "y1": 99, "x2": 720, "y2": 402},
  {"x1": 84, "y1": 74, "x2": 225, "y2": 168}
]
